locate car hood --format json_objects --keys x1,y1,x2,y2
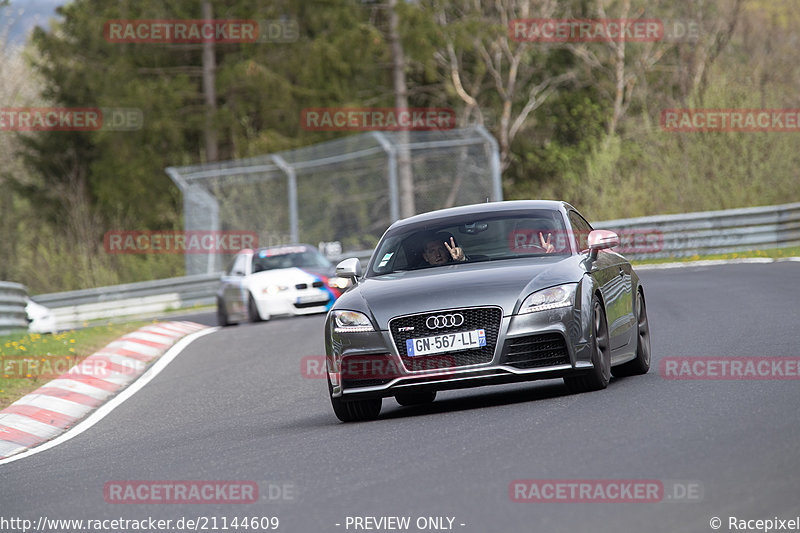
[
  {"x1": 243, "y1": 267, "x2": 332, "y2": 289},
  {"x1": 340, "y1": 256, "x2": 585, "y2": 328}
]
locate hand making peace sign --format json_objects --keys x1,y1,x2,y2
[
  {"x1": 539, "y1": 232, "x2": 555, "y2": 254},
  {"x1": 443, "y1": 236, "x2": 466, "y2": 262}
]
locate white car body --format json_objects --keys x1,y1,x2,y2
[
  {"x1": 26, "y1": 299, "x2": 58, "y2": 334},
  {"x1": 217, "y1": 245, "x2": 348, "y2": 325}
]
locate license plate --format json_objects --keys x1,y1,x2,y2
[
  {"x1": 406, "y1": 329, "x2": 486, "y2": 357},
  {"x1": 296, "y1": 293, "x2": 328, "y2": 304}
]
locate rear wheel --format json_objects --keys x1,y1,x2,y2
[
  {"x1": 564, "y1": 295, "x2": 610, "y2": 393},
  {"x1": 328, "y1": 375, "x2": 382, "y2": 422},
  {"x1": 395, "y1": 390, "x2": 437, "y2": 406},
  {"x1": 611, "y1": 289, "x2": 651, "y2": 377}
]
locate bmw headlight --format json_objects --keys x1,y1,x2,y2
[
  {"x1": 518, "y1": 283, "x2": 577, "y2": 314},
  {"x1": 263, "y1": 285, "x2": 289, "y2": 295},
  {"x1": 332, "y1": 310, "x2": 374, "y2": 333}
]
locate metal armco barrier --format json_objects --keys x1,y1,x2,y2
[
  {"x1": 32, "y1": 273, "x2": 222, "y2": 330},
  {"x1": 0, "y1": 282, "x2": 29, "y2": 335},
  {"x1": 23, "y1": 201, "x2": 800, "y2": 326},
  {"x1": 596, "y1": 201, "x2": 800, "y2": 259}
]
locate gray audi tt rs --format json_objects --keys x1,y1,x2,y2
[{"x1": 324, "y1": 200, "x2": 651, "y2": 422}]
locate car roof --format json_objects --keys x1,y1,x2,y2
[
  {"x1": 241, "y1": 244, "x2": 319, "y2": 255},
  {"x1": 388, "y1": 200, "x2": 575, "y2": 230}
]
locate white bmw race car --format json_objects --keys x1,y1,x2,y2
[{"x1": 216, "y1": 244, "x2": 350, "y2": 326}]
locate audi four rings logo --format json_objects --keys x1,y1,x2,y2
[{"x1": 426, "y1": 314, "x2": 465, "y2": 329}]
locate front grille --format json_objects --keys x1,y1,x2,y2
[
  {"x1": 312, "y1": 281, "x2": 324, "y2": 288},
  {"x1": 295, "y1": 283, "x2": 308, "y2": 290},
  {"x1": 294, "y1": 297, "x2": 331, "y2": 309},
  {"x1": 340, "y1": 353, "x2": 398, "y2": 389},
  {"x1": 389, "y1": 307, "x2": 502, "y2": 370},
  {"x1": 502, "y1": 333, "x2": 569, "y2": 369}
]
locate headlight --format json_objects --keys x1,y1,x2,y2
[
  {"x1": 518, "y1": 283, "x2": 577, "y2": 314},
  {"x1": 263, "y1": 285, "x2": 289, "y2": 295},
  {"x1": 327, "y1": 276, "x2": 350, "y2": 290},
  {"x1": 332, "y1": 310, "x2": 374, "y2": 333}
]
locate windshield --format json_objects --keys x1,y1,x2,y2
[
  {"x1": 368, "y1": 210, "x2": 571, "y2": 277},
  {"x1": 252, "y1": 247, "x2": 332, "y2": 273}
]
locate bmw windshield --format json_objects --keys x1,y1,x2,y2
[
  {"x1": 367, "y1": 210, "x2": 572, "y2": 277},
  {"x1": 252, "y1": 246, "x2": 332, "y2": 273}
]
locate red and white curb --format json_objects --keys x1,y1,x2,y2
[{"x1": 0, "y1": 321, "x2": 209, "y2": 460}]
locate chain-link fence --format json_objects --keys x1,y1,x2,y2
[{"x1": 166, "y1": 126, "x2": 501, "y2": 275}]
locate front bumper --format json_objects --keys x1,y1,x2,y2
[
  {"x1": 326, "y1": 305, "x2": 592, "y2": 399},
  {"x1": 254, "y1": 288, "x2": 333, "y2": 318}
]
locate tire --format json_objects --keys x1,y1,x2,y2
[
  {"x1": 395, "y1": 390, "x2": 437, "y2": 406},
  {"x1": 611, "y1": 289, "x2": 651, "y2": 377},
  {"x1": 564, "y1": 294, "x2": 611, "y2": 393},
  {"x1": 328, "y1": 375, "x2": 382, "y2": 422},
  {"x1": 216, "y1": 298, "x2": 232, "y2": 327},
  {"x1": 248, "y1": 293, "x2": 264, "y2": 323}
]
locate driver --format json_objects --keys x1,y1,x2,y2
[{"x1": 422, "y1": 233, "x2": 466, "y2": 266}]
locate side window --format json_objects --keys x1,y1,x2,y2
[
  {"x1": 569, "y1": 211, "x2": 593, "y2": 252},
  {"x1": 229, "y1": 254, "x2": 248, "y2": 276},
  {"x1": 225, "y1": 257, "x2": 237, "y2": 276}
]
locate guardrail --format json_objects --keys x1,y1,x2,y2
[
  {"x1": 0, "y1": 282, "x2": 29, "y2": 335},
  {"x1": 32, "y1": 273, "x2": 221, "y2": 330},
  {"x1": 595, "y1": 201, "x2": 800, "y2": 259},
  {"x1": 28, "y1": 251, "x2": 375, "y2": 330},
  {"x1": 23, "y1": 201, "x2": 800, "y2": 327}
]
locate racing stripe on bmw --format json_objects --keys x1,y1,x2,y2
[{"x1": 300, "y1": 270, "x2": 337, "y2": 310}]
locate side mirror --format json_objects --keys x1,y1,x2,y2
[
  {"x1": 587, "y1": 229, "x2": 620, "y2": 260},
  {"x1": 336, "y1": 257, "x2": 362, "y2": 281}
]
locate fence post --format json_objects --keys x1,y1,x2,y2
[
  {"x1": 166, "y1": 166, "x2": 221, "y2": 275},
  {"x1": 272, "y1": 155, "x2": 299, "y2": 244},
  {"x1": 475, "y1": 125, "x2": 503, "y2": 202},
  {"x1": 371, "y1": 131, "x2": 400, "y2": 222}
]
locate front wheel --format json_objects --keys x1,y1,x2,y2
[
  {"x1": 216, "y1": 298, "x2": 232, "y2": 327},
  {"x1": 328, "y1": 376, "x2": 382, "y2": 422},
  {"x1": 612, "y1": 289, "x2": 651, "y2": 377},
  {"x1": 248, "y1": 294, "x2": 265, "y2": 322},
  {"x1": 564, "y1": 294, "x2": 611, "y2": 393}
]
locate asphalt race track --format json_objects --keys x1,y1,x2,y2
[{"x1": 2, "y1": 262, "x2": 799, "y2": 533}]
